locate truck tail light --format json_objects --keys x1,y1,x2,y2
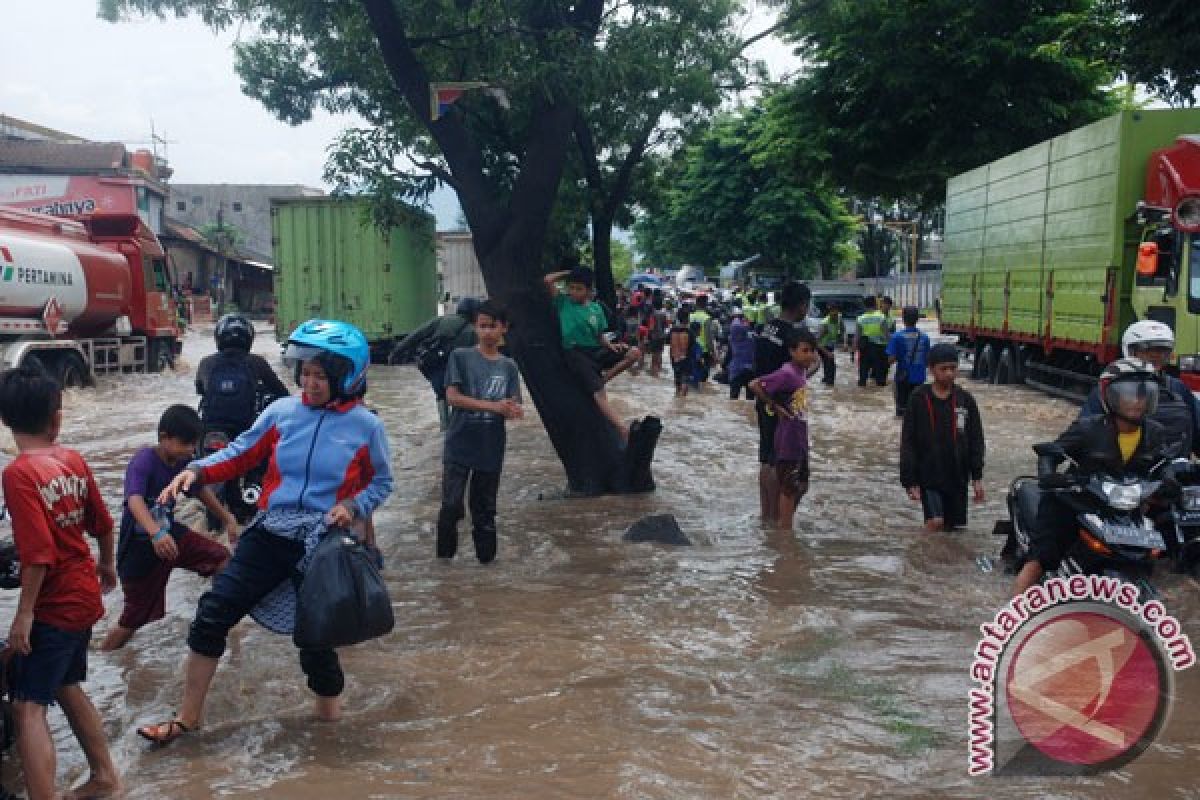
[{"x1": 1176, "y1": 197, "x2": 1200, "y2": 231}]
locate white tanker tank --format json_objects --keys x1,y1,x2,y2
[
  {"x1": 0, "y1": 211, "x2": 132, "y2": 337},
  {"x1": 0, "y1": 208, "x2": 180, "y2": 380}
]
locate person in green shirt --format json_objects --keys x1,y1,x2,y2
[{"x1": 544, "y1": 266, "x2": 640, "y2": 441}]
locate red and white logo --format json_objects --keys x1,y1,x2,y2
[{"x1": 1005, "y1": 611, "x2": 1162, "y2": 766}]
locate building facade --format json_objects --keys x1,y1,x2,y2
[{"x1": 169, "y1": 184, "x2": 324, "y2": 261}]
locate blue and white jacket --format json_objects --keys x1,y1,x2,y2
[{"x1": 191, "y1": 396, "x2": 393, "y2": 519}]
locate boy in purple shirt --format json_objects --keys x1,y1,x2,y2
[
  {"x1": 749, "y1": 327, "x2": 819, "y2": 529},
  {"x1": 99, "y1": 405, "x2": 236, "y2": 650}
]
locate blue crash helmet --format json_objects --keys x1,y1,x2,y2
[{"x1": 283, "y1": 319, "x2": 370, "y2": 397}]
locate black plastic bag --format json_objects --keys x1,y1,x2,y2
[{"x1": 293, "y1": 528, "x2": 394, "y2": 650}]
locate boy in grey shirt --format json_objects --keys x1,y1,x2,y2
[{"x1": 437, "y1": 301, "x2": 524, "y2": 562}]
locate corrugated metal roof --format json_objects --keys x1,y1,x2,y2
[{"x1": 0, "y1": 140, "x2": 126, "y2": 172}]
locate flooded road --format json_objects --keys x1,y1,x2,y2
[{"x1": 2, "y1": 325, "x2": 1199, "y2": 798}]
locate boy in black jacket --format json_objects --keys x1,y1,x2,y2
[{"x1": 900, "y1": 343, "x2": 986, "y2": 531}]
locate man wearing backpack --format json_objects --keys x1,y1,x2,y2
[
  {"x1": 390, "y1": 298, "x2": 480, "y2": 429},
  {"x1": 196, "y1": 315, "x2": 290, "y2": 437},
  {"x1": 196, "y1": 315, "x2": 290, "y2": 521}
]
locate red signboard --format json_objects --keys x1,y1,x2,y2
[{"x1": 0, "y1": 175, "x2": 138, "y2": 217}]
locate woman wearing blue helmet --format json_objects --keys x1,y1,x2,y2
[{"x1": 138, "y1": 319, "x2": 393, "y2": 744}]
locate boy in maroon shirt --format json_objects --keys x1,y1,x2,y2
[{"x1": 0, "y1": 365, "x2": 121, "y2": 800}]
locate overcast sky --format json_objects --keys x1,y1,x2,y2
[{"x1": 4, "y1": 1, "x2": 798, "y2": 228}]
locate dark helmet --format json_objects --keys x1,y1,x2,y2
[
  {"x1": 456, "y1": 297, "x2": 482, "y2": 319},
  {"x1": 215, "y1": 313, "x2": 254, "y2": 352},
  {"x1": 1099, "y1": 358, "x2": 1160, "y2": 425}
]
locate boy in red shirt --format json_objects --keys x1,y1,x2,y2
[{"x1": 0, "y1": 365, "x2": 121, "y2": 800}]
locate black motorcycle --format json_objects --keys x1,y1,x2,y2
[
  {"x1": 1156, "y1": 463, "x2": 1200, "y2": 576},
  {"x1": 199, "y1": 428, "x2": 265, "y2": 524},
  {"x1": 996, "y1": 443, "x2": 1170, "y2": 598}
]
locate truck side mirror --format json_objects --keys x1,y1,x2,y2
[{"x1": 1137, "y1": 242, "x2": 1159, "y2": 277}]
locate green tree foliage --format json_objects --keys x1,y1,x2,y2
[
  {"x1": 634, "y1": 96, "x2": 855, "y2": 279},
  {"x1": 1103, "y1": 0, "x2": 1200, "y2": 106},
  {"x1": 783, "y1": 0, "x2": 1118, "y2": 206},
  {"x1": 573, "y1": 1, "x2": 763, "y2": 302}
]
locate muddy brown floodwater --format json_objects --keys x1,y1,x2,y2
[{"x1": 1, "y1": 325, "x2": 1198, "y2": 798}]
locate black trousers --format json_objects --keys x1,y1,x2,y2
[
  {"x1": 858, "y1": 342, "x2": 887, "y2": 386},
  {"x1": 188, "y1": 525, "x2": 343, "y2": 697},
  {"x1": 894, "y1": 378, "x2": 917, "y2": 415},
  {"x1": 820, "y1": 349, "x2": 837, "y2": 386},
  {"x1": 729, "y1": 368, "x2": 754, "y2": 399},
  {"x1": 437, "y1": 462, "x2": 501, "y2": 563}
]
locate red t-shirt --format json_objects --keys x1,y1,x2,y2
[{"x1": 2, "y1": 446, "x2": 113, "y2": 632}]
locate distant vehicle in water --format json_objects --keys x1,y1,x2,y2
[{"x1": 626, "y1": 272, "x2": 665, "y2": 290}]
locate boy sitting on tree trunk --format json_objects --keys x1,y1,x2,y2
[{"x1": 544, "y1": 266, "x2": 641, "y2": 441}]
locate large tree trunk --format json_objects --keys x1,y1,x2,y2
[
  {"x1": 480, "y1": 242, "x2": 629, "y2": 495},
  {"x1": 591, "y1": 210, "x2": 616, "y2": 307}
]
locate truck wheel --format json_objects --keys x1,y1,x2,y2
[
  {"x1": 974, "y1": 344, "x2": 996, "y2": 382},
  {"x1": 56, "y1": 352, "x2": 89, "y2": 389},
  {"x1": 20, "y1": 353, "x2": 47, "y2": 375},
  {"x1": 993, "y1": 347, "x2": 1020, "y2": 385}
]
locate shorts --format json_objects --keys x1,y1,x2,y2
[
  {"x1": 565, "y1": 347, "x2": 622, "y2": 394},
  {"x1": 7, "y1": 621, "x2": 91, "y2": 706},
  {"x1": 775, "y1": 456, "x2": 810, "y2": 497},
  {"x1": 118, "y1": 529, "x2": 230, "y2": 630},
  {"x1": 920, "y1": 486, "x2": 968, "y2": 530},
  {"x1": 756, "y1": 401, "x2": 779, "y2": 464}
]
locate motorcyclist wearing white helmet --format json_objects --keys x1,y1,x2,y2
[
  {"x1": 1078, "y1": 319, "x2": 1200, "y2": 458},
  {"x1": 1016, "y1": 358, "x2": 1175, "y2": 595}
]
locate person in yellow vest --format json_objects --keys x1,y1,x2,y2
[
  {"x1": 855, "y1": 295, "x2": 889, "y2": 387},
  {"x1": 817, "y1": 304, "x2": 844, "y2": 386},
  {"x1": 689, "y1": 294, "x2": 719, "y2": 383},
  {"x1": 880, "y1": 295, "x2": 896, "y2": 337}
]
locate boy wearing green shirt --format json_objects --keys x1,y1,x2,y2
[{"x1": 544, "y1": 266, "x2": 641, "y2": 441}]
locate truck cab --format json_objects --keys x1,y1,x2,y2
[{"x1": 1130, "y1": 134, "x2": 1200, "y2": 389}]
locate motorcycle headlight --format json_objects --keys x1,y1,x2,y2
[
  {"x1": 1181, "y1": 355, "x2": 1199, "y2": 372},
  {"x1": 1102, "y1": 481, "x2": 1142, "y2": 511},
  {"x1": 1183, "y1": 488, "x2": 1200, "y2": 511}
]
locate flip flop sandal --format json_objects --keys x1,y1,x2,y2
[{"x1": 137, "y1": 718, "x2": 193, "y2": 745}]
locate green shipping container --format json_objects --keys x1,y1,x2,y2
[
  {"x1": 271, "y1": 197, "x2": 437, "y2": 348},
  {"x1": 943, "y1": 109, "x2": 1200, "y2": 351}
]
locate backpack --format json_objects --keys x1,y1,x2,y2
[
  {"x1": 201, "y1": 353, "x2": 258, "y2": 432},
  {"x1": 415, "y1": 317, "x2": 470, "y2": 380}
]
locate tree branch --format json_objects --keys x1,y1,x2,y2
[{"x1": 358, "y1": 0, "x2": 503, "y2": 243}]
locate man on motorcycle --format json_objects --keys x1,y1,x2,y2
[
  {"x1": 1078, "y1": 320, "x2": 1200, "y2": 457},
  {"x1": 1013, "y1": 358, "x2": 1174, "y2": 595},
  {"x1": 196, "y1": 315, "x2": 290, "y2": 521},
  {"x1": 196, "y1": 314, "x2": 290, "y2": 435}
]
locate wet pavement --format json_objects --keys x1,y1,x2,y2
[{"x1": 1, "y1": 326, "x2": 1198, "y2": 798}]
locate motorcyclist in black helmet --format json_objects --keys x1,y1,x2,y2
[
  {"x1": 195, "y1": 314, "x2": 289, "y2": 437},
  {"x1": 1013, "y1": 358, "x2": 1175, "y2": 595}
]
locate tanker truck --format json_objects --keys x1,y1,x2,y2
[
  {"x1": 941, "y1": 109, "x2": 1200, "y2": 399},
  {"x1": 0, "y1": 207, "x2": 180, "y2": 385}
]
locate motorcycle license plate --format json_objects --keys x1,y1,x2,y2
[{"x1": 1103, "y1": 524, "x2": 1165, "y2": 550}]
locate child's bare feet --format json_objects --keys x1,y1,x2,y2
[{"x1": 63, "y1": 772, "x2": 123, "y2": 799}]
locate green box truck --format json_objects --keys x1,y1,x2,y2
[
  {"x1": 942, "y1": 109, "x2": 1200, "y2": 398},
  {"x1": 271, "y1": 197, "x2": 437, "y2": 358}
]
